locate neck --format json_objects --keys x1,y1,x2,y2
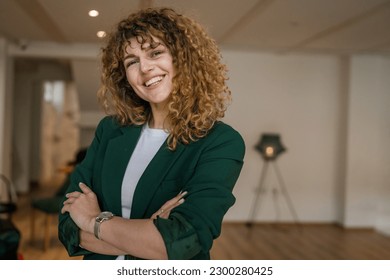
[
  {"x1": 149, "y1": 110, "x2": 170, "y2": 130},
  {"x1": 149, "y1": 118, "x2": 165, "y2": 129}
]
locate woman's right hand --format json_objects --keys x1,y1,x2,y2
[{"x1": 150, "y1": 191, "x2": 187, "y2": 220}]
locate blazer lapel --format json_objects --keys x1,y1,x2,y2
[
  {"x1": 130, "y1": 142, "x2": 185, "y2": 219},
  {"x1": 100, "y1": 125, "x2": 142, "y2": 216}
]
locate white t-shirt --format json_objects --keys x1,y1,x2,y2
[
  {"x1": 121, "y1": 122, "x2": 169, "y2": 218},
  {"x1": 117, "y1": 123, "x2": 168, "y2": 260}
]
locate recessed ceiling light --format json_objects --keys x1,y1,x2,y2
[
  {"x1": 97, "y1": 31, "x2": 106, "y2": 38},
  {"x1": 88, "y1": 10, "x2": 99, "y2": 17}
]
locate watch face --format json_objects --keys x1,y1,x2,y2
[{"x1": 100, "y1": 211, "x2": 113, "y2": 218}]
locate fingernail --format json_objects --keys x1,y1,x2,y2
[
  {"x1": 65, "y1": 193, "x2": 69, "y2": 198},
  {"x1": 178, "y1": 198, "x2": 185, "y2": 204},
  {"x1": 181, "y1": 191, "x2": 188, "y2": 196}
]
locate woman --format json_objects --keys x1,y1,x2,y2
[{"x1": 58, "y1": 7, "x2": 245, "y2": 260}]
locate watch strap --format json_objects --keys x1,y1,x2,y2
[{"x1": 94, "y1": 218, "x2": 100, "y2": 239}]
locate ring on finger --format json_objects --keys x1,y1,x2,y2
[{"x1": 159, "y1": 208, "x2": 165, "y2": 214}]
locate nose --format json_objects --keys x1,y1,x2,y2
[{"x1": 139, "y1": 58, "x2": 154, "y2": 73}]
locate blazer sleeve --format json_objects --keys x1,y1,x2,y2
[
  {"x1": 153, "y1": 124, "x2": 245, "y2": 259},
  {"x1": 57, "y1": 117, "x2": 110, "y2": 257}
]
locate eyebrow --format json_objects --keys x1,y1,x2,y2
[
  {"x1": 123, "y1": 53, "x2": 137, "y2": 60},
  {"x1": 123, "y1": 43, "x2": 165, "y2": 61}
]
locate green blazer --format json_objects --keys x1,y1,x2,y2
[{"x1": 58, "y1": 116, "x2": 245, "y2": 260}]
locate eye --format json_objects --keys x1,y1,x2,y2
[
  {"x1": 151, "y1": 50, "x2": 164, "y2": 57},
  {"x1": 125, "y1": 59, "x2": 139, "y2": 68}
]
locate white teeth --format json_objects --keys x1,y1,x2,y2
[{"x1": 145, "y1": 76, "x2": 163, "y2": 87}]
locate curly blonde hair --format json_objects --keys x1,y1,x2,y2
[{"x1": 98, "y1": 7, "x2": 231, "y2": 150}]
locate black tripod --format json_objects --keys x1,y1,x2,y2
[{"x1": 246, "y1": 159, "x2": 300, "y2": 229}]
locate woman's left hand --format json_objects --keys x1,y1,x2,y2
[
  {"x1": 150, "y1": 191, "x2": 187, "y2": 220},
  {"x1": 61, "y1": 182, "x2": 101, "y2": 233}
]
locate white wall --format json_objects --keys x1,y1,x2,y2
[
  {"x1": 376, "y1": 57, "x2": 390, "y2": 235},
  {"x1": 78, "y1": 111, "x2": 105, "y2": 148},
  {"x1": 0, "y1": 38, "x2": 14, "y2": 181},
  {"x1": 0, "y1": 38, "x2": 7, "y2": 177},
  {"x1": 221, "y1": 49, "x2": 390, "y2": 231},
  {"x1": 222, "y1": 49, "x2": 344, "y2": 223},
  {"x1": 344, "y1": 55, "x2": 390, "y2": 230},
  {"x1": 70, "y1": 59, "x2": 105, "y2": 148}
]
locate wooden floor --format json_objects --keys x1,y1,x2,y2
[
  {"x1": 212, "y1": 223, "x2": 390, "y2": 260},
  {"x1": 8, "y1": 185, "x2": 390, "y2": 260}
]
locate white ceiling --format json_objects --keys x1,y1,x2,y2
[
  {"x1": 3, "y1": 0, "x2": 390, "y2": 113},
  {"x1": 1, "y1": 0, "x2": 390, "y2": 54}
]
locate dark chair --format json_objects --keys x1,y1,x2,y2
[
  {"x1": 30, "y1": 148, "x2": 87, "y2": 251},
  {"x1": 30, "y1": 176, "x2": 69, "y2": 251},
  {"x1": 0, "y1": 174, "x2": 20, "y2": 259}
]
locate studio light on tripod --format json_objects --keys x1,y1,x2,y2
[
  {"x1": 247, "y1": 132, "x2": 300, "y2": 230},
  {"x1": 255, "y1": 134, "x2": 286, "y2": 161}
]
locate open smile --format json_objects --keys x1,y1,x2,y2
[{"x1": 144, "y1": 75, "x2": 165, "y2": 87}]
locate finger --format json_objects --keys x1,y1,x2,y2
[
  {"x1": 63, "y1": 197, "x2": 78, "y2": 205},
  {"x1": 63, "y1": 198, "x2": 71, "y2": 205},
  {"x1": 151, "y1": 207, "x2": 167, "y2": 220},
  {"x1": 160, "y1": 191, "x2": 187, "y2": 209},
  {"x1": 79, "y1": 182, "x2": 92, "y2": 194},
  {"x1": 150, "y1": 191, "x2": 187, "y2": 220},
  {"x1": 157, "y1": 212, "x2": 170, "y2": 219},
  {"x1": 65, "y1": 191, "x2": 81, "y2": 198},
  {"x1": 162, "y1": 197, "x2": 185, "y2": 213},
  {"x1": 161, "y1": 195, "x2": 186, "y2": 211},
  {"x1": 151, "y1": 210, "x2": 168, "y2": 220},
  {"x1": 61, "y1": 205, "x2": 68, "y2": 214},
  {"x1": 179, "y1": 191, "x2": 188, "y2": 198},
  {"x1": 152, "y1": 198, "x2": 185, "y2": 219}
]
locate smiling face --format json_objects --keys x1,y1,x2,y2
[{"x1": 123, "y1": 36, "x2": 175, "y2": 114}]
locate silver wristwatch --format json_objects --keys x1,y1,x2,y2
[{"x1": 94, "y1": 211, "x2": 114, "y2": 239}]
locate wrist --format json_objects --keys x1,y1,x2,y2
[
  {"x1": 88, "y1": 217, "x2": 96, "y2": 235},
  {"x1": 94, "y1": 211, "x2": 114, "y2": 239}
]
